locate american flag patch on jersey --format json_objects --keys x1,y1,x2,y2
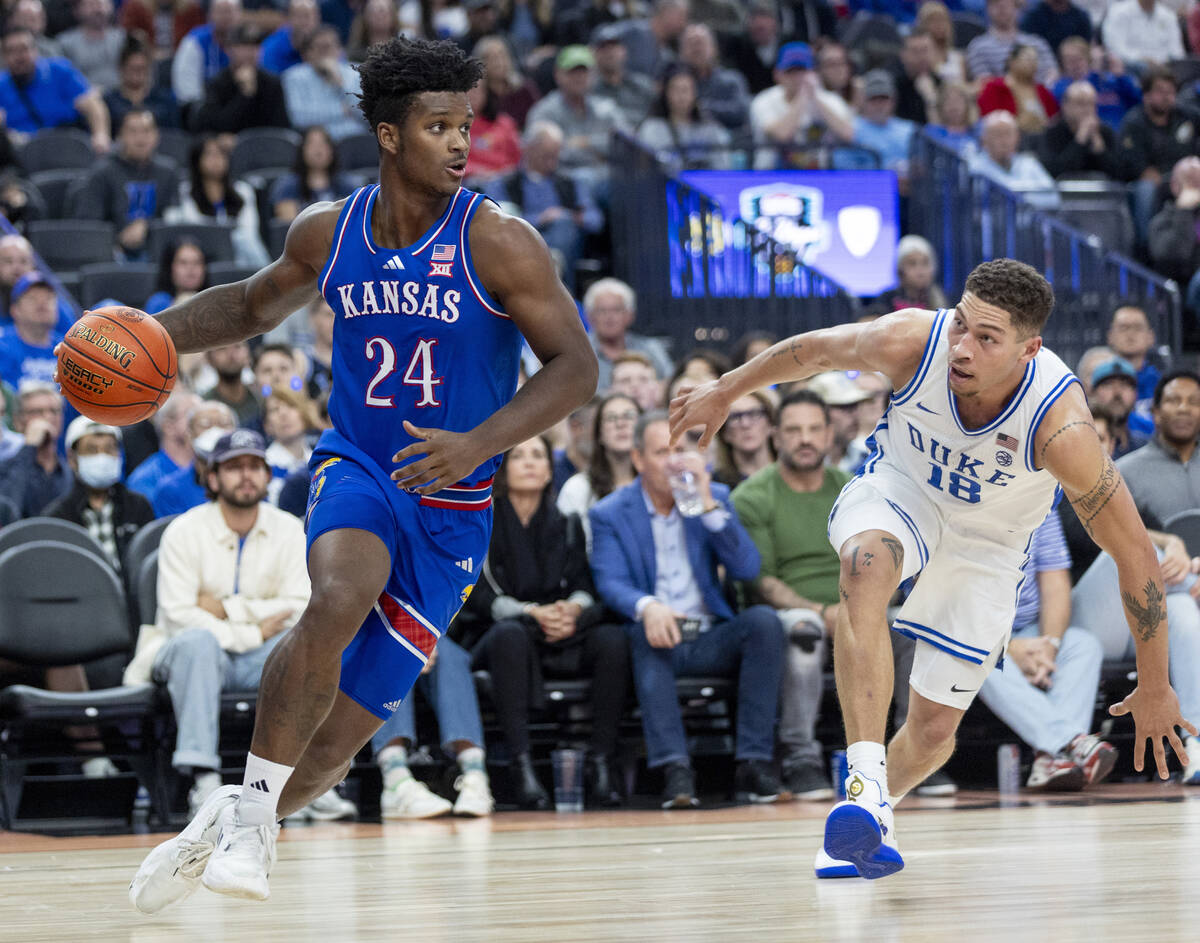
[
  {"x1": 995, "y1": 432, "x2": 1019, "y2": 451},
  {"x1": 431, "y1": 244, "x2": 456, "y2": 262}
]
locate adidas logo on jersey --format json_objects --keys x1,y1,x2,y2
[
  {"x1": 383, "y1": 699, "x2": 403, "y2": 711},
  {"x1": 382, "y1": 255, "x2": 405, "y2": 271},
  {"x1": 455, "y1": 558, "x2": 473, "y2": 573}
]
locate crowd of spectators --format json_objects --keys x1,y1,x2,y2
[{"x1": 1, "y1": 0, "x2": 1200, "y2": 818}]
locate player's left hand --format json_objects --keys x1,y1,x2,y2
[
  {"x1": 391, "y1": 421, "x2": 485, "y2": 494},
  {"x1": 668, "y1": 378, "x2": 732, "y2": 450},
  {"x1": 1108, "y1": 683, "x2": 1198, "y2": 778}
]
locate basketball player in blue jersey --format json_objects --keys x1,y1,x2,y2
[
  {"x1": 126, "y1": 38, "x2": 597, "y2": 911},
  {"x1": 671, "y1": 259, "x2": 1196, "y2": 880}
]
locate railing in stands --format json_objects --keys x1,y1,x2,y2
[
  {"x1": 609, "y1": 133, "x2": 860, "y2": 353},
  {"x1": 908, "y1": 130, "x2": 1184, "y2": 368}
]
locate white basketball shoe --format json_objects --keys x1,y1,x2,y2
[
  {"x1": 129, "y1": 784, "x2": 240, "y2": 914},
  {"x1": 201, "y1": 811, "x2": 280, "y2": 901},
  {"x1": 818, "y1": 771, "x2": 904, "y2": 880}
]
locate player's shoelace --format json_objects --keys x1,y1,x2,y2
[{"x1": 174, "y1": 838, "x2": 215, "y2": 879}]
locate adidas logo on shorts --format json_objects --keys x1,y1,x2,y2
[
  {"x1": 455, "y1": 558, "x2": 473, "y2": 573},
  {"x1": 383, "y1": 699, "x2": 402, "y2": 711}
]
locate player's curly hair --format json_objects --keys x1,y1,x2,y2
[
  {"x1": 356, "y1": 37, "x2": 484, "y2": 133},
  {"x1": 963, "y1": 259, "x2": 1054, "y2": 338}
]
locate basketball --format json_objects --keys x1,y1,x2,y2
[{"x1": 57, "y1": 306, "x2": 177, "y2": 425}]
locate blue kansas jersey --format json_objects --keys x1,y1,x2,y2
[{"x1": 316, "y1": 184, "x2": 522, "y2": 489}]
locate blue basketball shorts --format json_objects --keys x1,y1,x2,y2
[{"x1": 304, "y1": 453, "x2": 493, "y2": 719}]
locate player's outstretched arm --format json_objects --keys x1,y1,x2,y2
[
  {"x1": 669, "y1": 307, "x2": 934, "y2": 448},
  {"x1": 390, "y1": 204, "x2": 597, "y2": 493},
  {"x1": 154, "y1": 202, "x2": 337, "y2": 353},
  {"x1": 1038, "y1": 386, "x2": 1197, "y2": 777}
]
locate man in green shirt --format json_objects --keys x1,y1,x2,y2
[{"x1": 733, "y1": 390, "x2": 848, "y2": 799}]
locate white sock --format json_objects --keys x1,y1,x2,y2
[
  {"x1": 457, "y1": 746, "x2": 485, "y2": 773},
  {"x1": 237, "y1": 752, "x2": 295, "y2": 825},
  {"x1": 378, "y1": 744, "x2": 411, "y2": 786},
  {"x1": 846, "y1": 740, "x2": 890, "y2": 802}
]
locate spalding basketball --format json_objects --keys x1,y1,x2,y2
[{"x1": 58, "y1": 307, "x2": 177, "y2": 425}]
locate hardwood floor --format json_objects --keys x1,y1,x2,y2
[{"x1": 3, "y1": 785, "x2": 1199, "y2": 942}]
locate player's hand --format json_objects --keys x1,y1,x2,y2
[
  {"x1": 391, "y1": 420, "x2": 486, "y2": 494},
  {"x1": 668, "y1": 378, "x2": 732, "y2": 451},
  {"x1": 1108, "y1": 683, "x2": 1198, "y2": 778},
  {"x1": 643, "y1": 601, "x2": 684, "y2": 649}
]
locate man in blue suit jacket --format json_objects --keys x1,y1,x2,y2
[{"x1": 590, "y1": 411, "x2": 787, "y2": 808}]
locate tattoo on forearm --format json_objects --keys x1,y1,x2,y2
[
  {"x1": 156, "y1": 282, "x2": 256, "y2": 354},
  {"x1": 839, "y1": 583, "x2": 849, "y2": 601},
  {"x1": 769, "y1": 337, "x2": 805, "y2": 366},
  {"x1": 881, "y1": 537, "x2": 903, "y2": 571},
  {"x1": 1121, "y1": 579, "x2": 1165, "y2": 643},
  {"x1": 1039, "y1": 420, "x2": 1093, "y2": 463},
  {"x1": 1070, "y1": 456, "x2": 1120, "y2": 535}
]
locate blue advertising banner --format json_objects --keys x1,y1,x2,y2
[{"x1": 674, "y1": 170, "x2": 900, "y2": 297}]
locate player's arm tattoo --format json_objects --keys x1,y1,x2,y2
[
  {"x1": 880, "y1": 537, "x2": 903, "y2": 571},
  {"x1": 848, "y1": 546, "x2": 874, "y2": 575},
  {"x1": 1069, "y1": 455, "x2": 1120, "y2": 536},
  {"x1": 839, "y1": 582, "x2": 849, "y2": 601},
  {"x1": 1121, "y1": 579, "x2": 1166, "y2": 643},
  {"x1": 768, "y1": 337, "x2": 806, "y2": 367},
  {"x1": 1038, "y1": 419, "x2": 1093, "y2": 465},
  {"x1": 156, "y1": 269, "x2": 304, "y2": 353}
]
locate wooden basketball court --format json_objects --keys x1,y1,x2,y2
[{"x1": 4, "y1": 784, "x2": 1199, "y2": 942}]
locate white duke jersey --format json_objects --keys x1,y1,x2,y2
[{"x1": 860, "y1": 306, "x2": 1080, "y2": 554}]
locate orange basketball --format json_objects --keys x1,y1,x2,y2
[{"x1": 58, "y1": 307, "x2": 177, "y2": 425}]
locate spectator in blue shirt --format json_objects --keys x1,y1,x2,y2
[
  {"x1": 1052, "y1": 36, "x2": 1140, "y2": 131},
  {"x1": 151, "y1": 400, "x2": 236, "y2": 517},
  {"x1": 487, "y1": 120, "x2": 603, "y2": 293},
  {"x1": 1106, "y1": 305, "x2": 1161, "y2": 405},
  {"x1": 126, "y1": 389, "x2": 199, "y2": 499},
  {"x1": 172, "y1": 0, "x2": 242, "y2": 111},
  {"x1": 0, "y1": 234, "x2": 75, "y2": 335},
  {"x1": 259, "y1": 0, "x2": 319, "y2": 74},
  {"x1": 0, "y1": 26, "x2": 111, "y2": 152},
  {"x1": 0, "y1": 272, "x2": 63, "y2": 390},
  {"x1": 842, "y1": 70, "x2": 916, "y2": 187}
]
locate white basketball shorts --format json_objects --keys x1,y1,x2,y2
[{"x1": 828, "y1": 468, "x2": 1031, "y2": 710}]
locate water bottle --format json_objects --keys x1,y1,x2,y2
[
  {"x1": 132, "y1": 784, "x2": 151, "y2": 832},
  {"x1": 669, "y1": 468, "x2": 706, "y2": 517},
  {"x1": 997, "y1": 743, "x2": 1021, "y2": 796}
]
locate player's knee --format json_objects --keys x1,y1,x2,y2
[
  {"x1": 912, "y1": 707, "x2": 960, "y2": 752},
  {"x1": 838, "y1": 537, "x2": 895, "y2": 594}
]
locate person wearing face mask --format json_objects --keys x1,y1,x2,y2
[{"x1": 42, "y1": 416, "x2": 155, "y2": 574}]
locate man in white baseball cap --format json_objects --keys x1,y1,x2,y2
[{"x1": 43, "y1": 414, "x2": 155, "y2": 575}]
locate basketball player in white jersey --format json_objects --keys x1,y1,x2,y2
[{"x1": 670, "y1": 259, "x2": 1196, "y2": 879}]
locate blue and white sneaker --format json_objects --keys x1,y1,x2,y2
[
  {"x1": 820, "y1": 771, "x2": 904, "y2": 880},
  {"x1": 814, "y1": 846, "x2": 859, "y2": 879}
]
